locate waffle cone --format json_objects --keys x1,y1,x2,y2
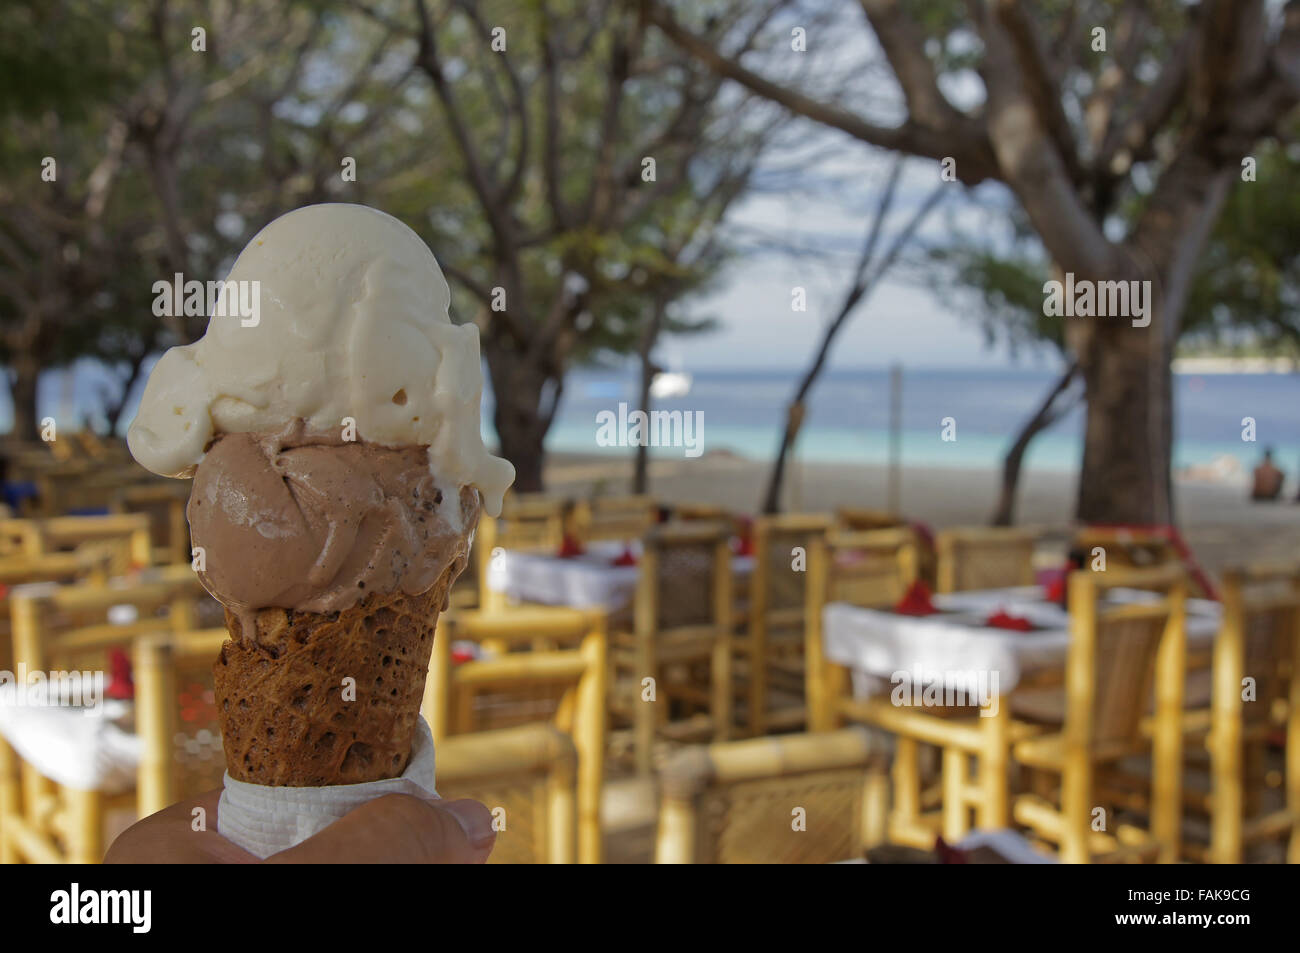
[{"x1": 213, "y1": 562, "x2": 459, "y2": 786}]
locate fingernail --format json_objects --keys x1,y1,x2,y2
[{"x1": 440, "y1": 799, "x2": 495, "y2": 850}]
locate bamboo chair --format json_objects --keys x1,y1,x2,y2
[
  {"x1": 935, "y1": 527, "x2": 1037, "y2": 593},
  {"x1": 111, "y1": 482, "x2": 192, "y2": 566},
  {"x1": 573, "y1": 495, "x2": 657, "y2": 543},
  {"x1": 1011, "y1": 566, "x2": 1188, "y2": 864},
  {"x1": 1201, "y1": 565, "x2": 1300, "y2": 862},
  {"x1": 422, "y1": 606, "x2": 606, "y2": 863},
  {"x1": 435, "y1": 723, "x2": 578, "y2": 863},
  {"x1": 745, "y1": 513, "x2": 833, "y2": 735},
  {"x1": 655, "y1": 727, "x2": 889, "y2": 863},
  {"x1": 609, "y1": 521, "x2": 735, "y2": 776},
  {"x1": 806, "y1": 526, "x2": 993, "y2": 847},
  {"x1": 0, "y1": 573, "x2": 213, "y2": 863},
  {"x1": 133, "y1": 627, "x2": 231, "y2": 818},
  {"x1": 472, "y1": 495, "x2": 568, "y2": 612},
  {"x1": 805, "y1": 527, "x2": 921, "y2": 732},
  {"x1": 1, "y1": 514, "x2": 155, "y2": 575},
  {"x1": 1101, "y1": 564, "x2": 1300, "y2": 862},
  {"x1": 834, "y1": 507, "x2": 904, "y2": 531}
]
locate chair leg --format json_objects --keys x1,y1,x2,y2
[
  {"x1": 1060, "y1": 747, "x2": 1092, "y2": 864},
  {"x1": 65, "y1": 787, "x2": 103, "y2": 864},
  {"x1": 712, "y1": 634, "x2": 732, "y2": 743},
  {"x1": 0, "y1": 739, "x2": 18, "y2": 864},
  {"x1": 941, "y1": 747, "x2": 967, "y2": 841},
  {"x1": 891, "y1": 737, "x2": 922, "y2": 835}
]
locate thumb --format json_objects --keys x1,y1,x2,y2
[{"x1": 266, "y1": 794, "x2": 496, "y2": 864}]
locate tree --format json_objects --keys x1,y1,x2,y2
[
  {"x1": 649, "y1": 0, "x2": 1300, "y2": 524},
  {"x1": 761, "y1": 157, "x2": 947, "y2": 513},
  {"x1": 351, "y1": 0, "x2": 791, "y2": 490},
  {"x1": 927, "y1": 136, "x2": 1300, "y2": 524}
]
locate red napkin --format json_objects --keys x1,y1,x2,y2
[
  {"x1": 986, "y1": 609, "x2": 1034, "y2": 632},
  {"x1": 105, "y1": 648, "x2": 134, "y2": 700},
  {"x1": 894, "y1": 579, "x2": 937, "y2": 616},
  {"x1": 611, "y1": 547, "x2": 638, "y2": 567},
  {"x1": 557, "y1": 534, "x2": 586, "y2": 558},
  {"x1": 732, "y1": 518, "x2": 755, "y2": 556},
  {"x1": 934, "y1": 836, "x2": 968, "y2": 864}
]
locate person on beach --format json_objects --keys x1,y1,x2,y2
[{"x1": 1251, "y1": 448, "x2": 1285, "y2": 501}]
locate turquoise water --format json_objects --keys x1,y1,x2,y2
[
  {"x1": 531, "y1": 367, "x2": 1300, "y2": 473},
  {"x1": 11, "y1": 361, "x2": 1298, "y2": 474}
]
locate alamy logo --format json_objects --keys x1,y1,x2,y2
[
  {"x1": 0, "y1": 664, "x2": 104, "y2": 712},
  {"x1": 1042, "y1": 272, "x2": 1152, "y2": 328},
  {"x1": 50, "y1": 884, "x2": 151, "y2": 933},
  {"x1": 595, "y1": 402, "x2": 704, "y2": 458},
  {"x1": 890, "y1": 667, "x2": 1000, "y2": 717},
  {"x1": 152, "y1": 273, "x2": 261, "y2": 327}
]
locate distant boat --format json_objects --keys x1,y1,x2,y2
[{"x1": 650, "y1": 371, "x2": 692, "y2": 399}]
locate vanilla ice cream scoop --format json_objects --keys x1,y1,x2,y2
[{"x1": 127, "y1": 203, "x2": 514, "y2": 516}]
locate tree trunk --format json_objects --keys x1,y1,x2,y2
[
  {"x1": 633, "y1": 354, "x2": 655, "y2": 495},
  {"x1": 9, "y1": 357, "x2": 40, "y2": 442},
  {"x1": 761, "y1": 401, "x2": 805, "y2": 514},
  {"x1": 485, "y1": 350, "x2": 553, "y2": 493},
  {"x1": 633, "y1": 298, "x2": 667, "y2": 495},
  {"x1": 1074, "y1": 313, "x2": 1174, "y2": 525},
  {"x1": 991, "y1": 362, "x2": 1080, "y2": 526}
]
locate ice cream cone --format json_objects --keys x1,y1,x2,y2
[{"x1": 213, "y1": 559, "x2": 461, "y2": 787}]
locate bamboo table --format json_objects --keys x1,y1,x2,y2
[
  {"x1": 491, "y1": 540, "x2": 754, "y2": 611},
  {"x1": 822, "y1": 585, "x2": 1222, "y2": 836}
]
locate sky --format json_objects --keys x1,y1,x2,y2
[{"x1": 658, "y1": 133, "x2": 1048, "y2": 372}]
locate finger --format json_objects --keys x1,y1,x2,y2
[
  {"x1": 105, "y1": 789, "x2": 258, "y2": 864},
  {"x1": 265, "y1": 794, "x2": 496, "y2": 864}
]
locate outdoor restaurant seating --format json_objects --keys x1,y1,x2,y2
[
  {"x1": 0, "y1": 496, "x2": 1293, "y2": 865},
  {"x1": 609, "y1": 521, "x2": 735, "y2": 775},
  {"x1": 423, "y1": 606, "x2": 606, "y2": 863},
  {"x1": 436, "y1": 723, "x2": 579, "y2": 864},
  {"x1": 0, "y1": 570, "x2": 214, "y2": 862},
  {"x1": 655, "y1": 727, "x2": 888, "y2": 864}
]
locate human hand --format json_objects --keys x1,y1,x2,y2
[{"x1": 104, "y1": 789, "x2": 496, "y2": 864}]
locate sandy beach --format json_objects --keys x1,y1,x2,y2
[{"x1": 544, "y1": 451, "x2": 1300, "y2": 573}]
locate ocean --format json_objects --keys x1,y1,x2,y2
[
  {"x1": 12, "y1": 362, "x2": 1300, "y2": 476},
  {"x1": 536, "y1": 366, "x2": 1300, "y2": 475}
]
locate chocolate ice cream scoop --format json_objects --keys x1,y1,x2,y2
[{"x1": 187, "y1": 422, "x2": 480, "y2": 622}]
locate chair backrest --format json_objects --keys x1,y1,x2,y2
[
  {"x1": 111, "y1": 481, "x2": 192, "y2": 565},
  {"x1": 435, "y1": 723, "x2": 578, "y2": 863},
  {"x1": 9, "y1": 571, "x2": 212, "y2": 677},
  {"x1": 752, "y1": 513, "x2": 833, "y2": 615},
  {"x1": 423, "y1": 606, "x2": 606, "y2": 863},
  {"x1": 2, "y1": 514, "x2": 155, "y2": 575},
  {"x1": 935, "y1": 527, "x2": 1038, "y2": 593},
  {"x1": 638, "y1": 521, "x2": 733, "y2": 633},
  {"x1": 817, "y1": 527, "x2": 919, "y2": 609},
  {"x1": 1065, "y1": 566, "x2": 1187, "y2": 751},
  {"x1": 655, "y1": 727, "x2": 886, "y2": 863},
  {"x1": 803, "y1": 528, "x2": 921, "y2": 732},
  {"x1": 498, "y1": 494, "x2": 569, "y2": 550},
  {"x1": 574, "y1": 495, "x2": 657, "y2": 543},
  {"x1": 1218, "y1": 564, "x2": 1300, "y2": 728},
  {"x1": 134, "y1": 627, "x2": 230, "y2": 816},
  {"x1": 835, "y1": 507, "x2": 903, "y2": 531}
]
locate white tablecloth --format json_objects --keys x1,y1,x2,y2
[
  {"x1": 824, "y1": 585, "x2": 1222, "y2": 697},
  {"x1": 0, "y1": 698, "x2": 140, "y2": 793},
  {"x1": 492, "y1": 540, "x2": 754, "y2": 611}
]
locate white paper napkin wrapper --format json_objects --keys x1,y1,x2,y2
[{"x1": 217, "y1": 716, "x2": 438, "y2": 859}]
